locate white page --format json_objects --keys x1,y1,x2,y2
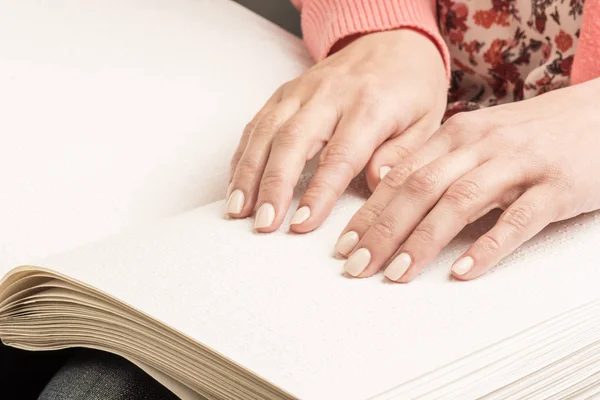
[
  {"x1": 0, "y1": 0, "x2": 311, "y2": 272},
  {"x1": 3, "y1": 0, "x2": 600, "y2": 399},
  {"x1": 35, "y1": 180, "x2": 600, "y2": 400}
]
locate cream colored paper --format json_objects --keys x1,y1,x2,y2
[
  {"x1": 20, "y1": 190, "x2": 600, "y2": 399},
  {"x1": 1, "y1": 1, "x2": 600, "y2": 399},
  {"x1": 0, "y1": 0, "x2": 311, "y2": 273}
]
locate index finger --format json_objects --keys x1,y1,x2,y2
[
  {"x1": 253, "y1": 102, "x2": 338, "y2": 232},
  {"x1": 290, "y1": 104, "x2": 393, "y2": 233}
]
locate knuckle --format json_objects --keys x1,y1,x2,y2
[
  {"x1": 237, "y1": 156, "x2": 261, "y2": 177},
  {"x1": 355, "y1": 84, "x2": 384, "y2": 118},
  {"x1": 370, "y1": 217, "x2": 399, "y2": 241},
  {"x1": 354, "y1": 203, "x2": 385, "y2": 226},
  {"x1": 478, "y1": 233, "x2": 503, "y2": 253},
  {"x1": 391, "y1": 144, "x2": 412, "y2": 161},
  {"x1": 230, "y1": 152, "x2": 242, "y2": 170},
  {"x1": 444, "y1": 180, "x2": 483, "y2": 209},
  {"x1": 243, "y1": 120, "x2": 258, "y2": 136},
  {"x1": 382, "y1": 161, "x2": 418, "y2": 190},
  {"x1": 259, "y1": 170, "x2": 288, "y2": 193},
  {"x1": 279, "y1": 80, "x2": 295, "y2": 95},
  {"x1": 444, "y1": 112, "x2": 472, "y2": 133},
  {"x1": 304, "y1": 178, "x2": 339, "y2": 200},
  {"x1": 543, "y1": 159, "x2": 573, "y2": 190},
  {"x1": 356, "y1": 83, "x2": 381, "y2": 105},
  {"x1": 406, "y1": 167, "x2": 442, "y2": 196},
  {"x1": 411, "y1": 222, "x2": 438, "y2": 245},
  {"x1": 255, "y1": 113, "x2": 281, "y2": 137},
  {"x1": 319, "y1": 142, "x2": 356, "y2": 169},
  {"x1": 318, "y1": 72, "x2": 339, "y2": 89},
  {"x1": 278, "y1": 118, "x2": 303, "y2": 138},
  {"x1": 485, "y1": 126, "x2": 510, "y2": 141},
  {"x1": 275, "y1": 120, "x2": 304, "y2": 148},
  {"x1": 501, "y1": 203, "x2": 537, "y2": 233},
  {"x1": 307, "y1": 70, "x2": 342, "y2": 95}
]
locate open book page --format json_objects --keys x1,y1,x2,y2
[
  {"x1": 0, "y1": 0, "x2": 311, "y2": 273},
  {"x1": 3, "y1": 0, "x2": 600, "y2": 399},
  {"x1": 31, "y1": 177, "x2": 600, "y2": 399}
]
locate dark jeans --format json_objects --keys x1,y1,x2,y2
[{"x1": 1, "y1": 344, "x2": 178, "y2": 400}]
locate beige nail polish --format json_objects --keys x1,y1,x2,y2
[
  {"x1": 254, "y1": 203, "x2": 276, "y2": 229},
  {"x1": 452, "y1": 256, "x2": 474, "y2": 276},
  {"x1": 335, "y1": 231, "x2": 360, "y2": 256},
  {"x1": 379, "y1": 166, "x2": 392, "y2": 180},
  {"x1": 290, "y1": 206, "x2": 311, "y2": 225},
  {"x1": 344, "y1": 248, "x2": 371, "y2": 277},
  {"x1": 384, "y1": 253, "x2": 412, "y2": 281},
  {"x1": 225, "y1": 190, "x2": 245, "y2": 215}
]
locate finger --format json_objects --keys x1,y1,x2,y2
[
  {"x1": 290, "y1": 103, "x2": 393, "y2": 234},
  {"x1": 365, "y1": 117, "x2": 439, "y2": 191},
  {"x1": 226, "y1": 98, "x2": 300, "y2": 218},
  {"x1": 343, "y1": 143, "x2": 488, "y2": 278},
  {"x1": 384, "y1": 159, "x2": 527, "y2": 283},
  {"x1": 229, "y1": 89, "x2": 282, "y2": 185},
  {"x1": 253, "y1": 102, "x2": 339, "y2": 232},
  {"x1": 334, "y1": 130, "x2": 455, "y2": 257},
  {"x1": 451, "y1": 185, "x2": 557, "y2": 280}
]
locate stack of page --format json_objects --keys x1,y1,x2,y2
[{"x1": 1, "y1": 1, "x2": 599, "y2": 399}]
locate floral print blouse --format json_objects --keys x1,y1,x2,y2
[{"x1": 439, "y1": 0, "x2": 585, "y2": 116}]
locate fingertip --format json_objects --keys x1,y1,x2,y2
[
  {"x1": 293, "y1": 191, "x2": 337, "y2": 234},
  {"x1": 253, "y1": 203, "x2": 277, "y2": 232},
  {"x1": 365, "y1": 157, "x2": 393, "y2": 192},
  {"x1": 379, "y1": 166, "x2": 392, "y2": 180},
  {"x1": 383, "y1": 252, "x2": 412, "y2": 282},
  {"x1": 450, "y1": 256, "x2": 477, "y2": 280},
  {"x1": 334, "y1": 231, "x2": 360, "y2": 257},
  {"x1": 397, "y1": 271, "x2": 418, "y2": 284},
  {"x1": 364, "y1": 160, "x2": 382, "y2": 192},
  {"x1": 290, "y1": 206, "x2": 311, "y2": 225},
  {"x1": 288, "y1": 206, "x2": 315, "y2": 233},
  {"x1": 225, "y1": 189, "x2": 251, "y2": 218},
  {"x1": 396, "y1": 263, "x2": 423, "y2": 283}
]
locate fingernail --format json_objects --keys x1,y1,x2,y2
[
  {"x1": 384, "y1": 253, "x2": 412, "y2": 281},
  {"x1": 379, "y1": 166, "x2": 392, "y2": 180},
  {"x1": 451, "y1": 256, "x2": 474, "y2": 276},
  {"x1": 344, "y1": 248, "x2": 371, "y2": 277},
  {"x1": 290, "y1": 206, "x2": 311, "y2": 225},
  {"x1": 254, "y1": 203, "x2": 275, "y2": 229},
  {"x1": 335, "y1": 231, "x2": 360, "y2": 256},
  {"x1": 225, "y1": 190, "x2": 244, "y2": 215}
]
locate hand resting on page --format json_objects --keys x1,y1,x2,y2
[{"x1": 224, "y1": 28, "x2": 600, "y2": 282}]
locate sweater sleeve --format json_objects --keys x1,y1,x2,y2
[
  {"x1": 571, "y1": 0, "x2": 600, "y2": 85},
  {"x1": 291, "y1": 0, "x2": 450, "y2": 78}
]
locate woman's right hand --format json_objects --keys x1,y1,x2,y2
[{"x1": 226, "y1": 29, "x2": 448, "y2": 233}]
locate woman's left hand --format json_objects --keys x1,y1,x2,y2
[{"x1": 336, "y1": 78, "x2": 600, "y2": 282}]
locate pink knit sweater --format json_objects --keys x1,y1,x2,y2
[{"x1": 290, "y1": 0, "x2": 599, "y2": 86}]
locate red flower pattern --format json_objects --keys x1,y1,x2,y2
[
  {"x1": 439, "y1": 0, "x2": 585, "y2": 119},
  {"x1": 555, "y1": 29, "x2": 574, "y2": 52}
]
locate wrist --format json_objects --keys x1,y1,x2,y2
[
  {"x1": 346, "y1": 29, "x2": 447, "y2": 89},
  {"x1": 332, "y1": 29, "x2": 447, "y2": 82},
  {"x1": 300, "y1": 0, "x2": 451, "y2": 81}
]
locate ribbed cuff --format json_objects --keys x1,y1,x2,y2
[{"x1": 300, "y1": 0, "x2": 451, "y2": 80}]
